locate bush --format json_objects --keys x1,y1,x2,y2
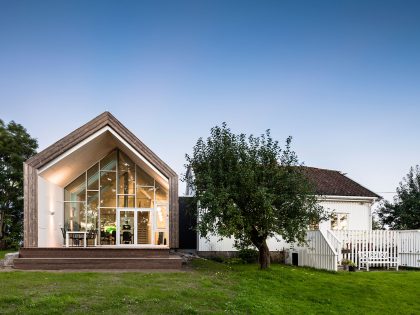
[
  {"x1": 225, "y1": 257, "x2": 244, "y2": 265},
  {"x1": 238, "y1": 248, "x2": 259, "y2": 264},
  {"x1": 208, "y1": 255, "x2": 225, "y2": 263}
]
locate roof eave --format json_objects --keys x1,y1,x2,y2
[
  {"x1": 26, "y1": 111, "x2": 177, "y2": 179},
  {"x1": 317, "y1": 195, "x2": 379, "y2": 202}
]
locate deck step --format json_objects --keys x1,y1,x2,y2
[
  {"x1": 19, "y1": 247, "x2": 170, "y2": 258},
  {"x1": 13, "y1": 256, "x2": 182, "y2": 270}
]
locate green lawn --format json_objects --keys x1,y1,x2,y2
[{"x1": 0, "y1": 259, "x2": 419, "y2": 314}]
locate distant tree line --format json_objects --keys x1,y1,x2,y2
[{"x1": 376, "y1": 166, "x2": 420, "y2": 230}]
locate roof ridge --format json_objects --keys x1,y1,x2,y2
[
  {"x1": 302, "y1": 166, "x2": 341, "y2": 173},
  {"x1": 26, "y1": 112, "x2": 109, "y2": 165},
  {"x1": 25, "y1": 111, "x2": 177, "y2": 178}
]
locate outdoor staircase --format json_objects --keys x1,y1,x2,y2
[{"x1": 13, "y1": 247, "x2": 183, "y2": 270}]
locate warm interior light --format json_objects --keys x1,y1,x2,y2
[{"x1": 157, "y1": 207, "x2": 163, "y2": 222}]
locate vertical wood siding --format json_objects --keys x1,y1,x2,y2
[
  {"x1": 169, "y1": 176, "x2": 179, "y2": 248},
  {"x1": 23, "y1": 163, "x2": 38, "y2": 247}
]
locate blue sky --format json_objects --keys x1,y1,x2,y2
[{"x1": 1, "y1": 0, "x2": 420, "y2": 198}]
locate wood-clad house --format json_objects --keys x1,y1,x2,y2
[{"x1": 16, "y1": 112, "x2": 182, "y2": 269}]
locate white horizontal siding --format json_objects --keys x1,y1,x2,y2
[
  {"x1": 198, "y1": 198, "x2": 373, "y2": 252},
  {"x1": 319, "y1": 200, "x2": 371, "y2": 231}
]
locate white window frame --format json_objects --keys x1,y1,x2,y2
[{"x1": 331, "y1": 212, "x2": 349, "y2": 230}]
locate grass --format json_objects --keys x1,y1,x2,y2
[{"x1": 0, "y1": 259, "x2": 419, "y2": 314}]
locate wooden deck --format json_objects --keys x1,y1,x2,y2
[{"x1": 14, "y1": 247, "x2": 183, "y2": 270}]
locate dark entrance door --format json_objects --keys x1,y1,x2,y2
[
  {"x1": 292, "y1": 253, "x2": 299, "y2": 266},
  {"x1": 178, "y1": 197, "x2": 197, "y2": 249}
]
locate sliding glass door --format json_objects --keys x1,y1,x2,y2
[
  {"x1": 116, "y1": 209, "x2": 152, "y2": 245},
  {"x1": 137, "y1": 211, "x2": 151, "y2": 245},
  {"x1": 118, "y1": 210, "x2": 135, "y2": 245}
]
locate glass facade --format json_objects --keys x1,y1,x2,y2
[{"x1": 63, "y1": 149, "x2": 169, "y2": 246}]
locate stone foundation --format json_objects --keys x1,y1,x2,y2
[{"x1": 197, "y1": 250, "x2": 286, "y2": 263}]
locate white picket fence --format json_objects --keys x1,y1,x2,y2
[
  {"x1": 333, "y1": 230, "x2": 399, "y2": 269},
  {"x1": 293, "y1": 230, "x2": 339, "y2": 272},
  {"x1": 289, "y1": 229, "x2": 420, "y2": 271},
  {"x1": 399, "y1": 230, "x2": 420, "y2": 268}
]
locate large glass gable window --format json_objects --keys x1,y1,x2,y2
[{"x1": 63, "y1": 149, "x2": 169, "y2": 246}]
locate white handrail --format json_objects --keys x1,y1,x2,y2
[
  {"x1": 295, "y1": 230, "x2": 338, "y2": 271},
  {"x1": 326, "y1": 229, "x2": 342, "y2": 258}
]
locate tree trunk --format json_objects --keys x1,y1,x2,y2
[
  {"x1": 0, "y1": 210, "x2": 4, "y2": 240},
  {"x1": 250, "y1": 227, "x2": 271, "y2": 269},
  {"x1": 258, "y1": 240, "x2": 271, "y2": 269}
]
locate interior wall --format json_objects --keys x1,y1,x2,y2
[{"x1": 38, "y1": 175, "x2": 64, "y2": 247}]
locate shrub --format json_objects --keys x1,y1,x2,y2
[
  {"x1": 208, "y1": 255, "x2": 224, "y2": 263},
  {"x1": 225, "y1": 257, "x2": 244, "y2": 265},
  {"x1": 238, "y1": 248, "x2": 259, "y2": 264},
  {"x1": 341, "y1": 259, "x2": 356, "y2": 266}
]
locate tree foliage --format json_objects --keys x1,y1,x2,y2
[
  {"x1": 184, "y1": 123, "x2": 325, "y2": 269},
  {"x1": 376, "y1": 166, "x2": 420, "y2": 230},
  {"x1": 0, "y1": 119, "x2": 38, "y2": 248}
]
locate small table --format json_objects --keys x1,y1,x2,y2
[{"x1": 66, "y1": 231, "x2": 88, "y2": 248}]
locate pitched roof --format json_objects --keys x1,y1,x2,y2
[
  {"x1": 303, "y1": 167, "x2": 380, "y2": 198},
  {"x1": 26, "y1": 111, "x2": 177, "y2": 178}
]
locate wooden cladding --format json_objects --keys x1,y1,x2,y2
[
  {"x1": 23, "y1": 163, "x2": 38, "y2": 247},
  {"x1": 169, "y1": 177, "x2": 179, "y2": 248}
]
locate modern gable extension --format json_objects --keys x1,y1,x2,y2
[{"x1": 23, "y1": 112, "x2": 179, "y2": 249}]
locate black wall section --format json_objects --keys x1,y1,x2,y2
[{"x1": 178, "y1": 197, "x2": 197, "y2": 249}]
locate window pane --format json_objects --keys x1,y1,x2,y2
[
  {"x1": 136, "y1": 165, "x2": 154, "y2": 186},
  {"x1": 100, "y1": 208, "x2": 116, "y2": 245},
  {"x1": 136, "y1": 187, "x2": 154, "y2": 208},
  {"x1": 87, "y1": 191, "x2": 99, "y2": 230},
  {"x1": 155, "y1": 181, "x2": 169, "y2": 202},
  {"x1": 100, "y1": 150, "x2": 117, "y2": 171},
  {"x1": 118, "y1": 195, "x2": 135, "y2": 208},
  {"x1": 87, "y1": 163, "x2": 99, "y2": 190},
  {"x1": 64, "y1": 173, "x2": 86, "y2": 202},
  {"x1": 100, "y1": 171, "x2": 116, "y2": 207},
  {"x1": 137, "y1": 211, "x2": 151, "y2": 244},
  {"x1": 154, "y1": 231, "x2": 168, "y2": 246},
  {"x1": 120, "y1": 211, "x2": 134, "y2": 244},
  {"x1": 118, "y1": 152, "x2": 135, "y2": 194},
  {"x1": 308, "y1": 221, "x2": 319, "y2": 231},
  {"x1": 64, "y1": 202, "x2": 86, "y2": 231},
  {"x1": 156, "y1": 205, "x2": 167, "y2": 229},
  {"x1": 331, "y1": 213, "x2": 348, "y2": 230}
]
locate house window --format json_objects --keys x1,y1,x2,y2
[
  {"x1": 331, "y1": 213, "x2": 348, "y2": 230},
  {"x1": 308, "y1": 221, "x2": 319, "y2": 230}
]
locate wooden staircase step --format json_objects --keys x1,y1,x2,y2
[
  {"x1": 13, "y1": 256, "x2": 182, "y2": 270},
  {"x1": 19, "y1": 247, "x2": 170, "y2": 258}
]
